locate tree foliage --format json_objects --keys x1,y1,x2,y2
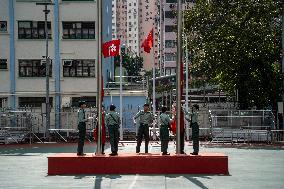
[
  {"x1": 114, "y1": 54, "x2": 143, "y2": 80},
  {"x1": 184, "y1": 0, "x2": 282, "y2": 109}
]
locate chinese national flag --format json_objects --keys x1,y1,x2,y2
[
  {"x1": 102, "y1": 39, "x2": 120, "y2": 58},
  {"x1": 141, "y1": 29, "x2": 153, "y2": 53}
]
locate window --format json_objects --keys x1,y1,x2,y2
[
  {"x1": 166, "y1": 0, "x2": 177, "y2": 3},
  {"x1": 165, "y1": 25, "x2": 176, "y2": 32},
  {"x1": 63, "y1": 59, "x2": 96, "y2": 77},
  {"x1": 0, "y1": 98, "x2": 8, "y2": 108},
  {"x1": 18, "y1": 21, "x2": 51, "y2": 39},
  {"x1": 0, "y1": 21, "x2": 7, "y2": 32},
  {"x1": 165, "y1": 53, "x2": 176, "y2": 61},
  {"x1": 62, "y1": 22, "x2": 95, "y2": 39},
  {"x1": 0, "y1": 59, "x2": 8, "y2": 70},
  {"x1": 165, "y1": 11, "x2": 175, "y2": 18},
  {"x1": 19, "y1": 97, "x2": 53, "y2": 108},
  {"x1": 165, "y1": 68, "x2": 176, "y2": 75},
  {"x1": 165, "y1": 40, "x2": 177, "y2": 48},
  {"x1": 19, "y1": 59, "x2": 52, "y2": 77}
]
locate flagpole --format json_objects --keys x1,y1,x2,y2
[
  {"x1": 176, "y1": 0, "x2": 182, "y2": 154},
  {"x1": 152, "y1": 47, "x2": 156, "y2": 140},
  {"x1": 96, "y1": 0, "x2": 102, "y2": 155},
  {"x1": 185, "y1": 36, "x2": 189, "y2": 141},
  {"x1": 119, "y1": 47, "x2": 123, "y2": 140}
]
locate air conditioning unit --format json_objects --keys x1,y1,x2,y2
[
  {"x1": 63, "y1": 60, "x2": 73, "y2": 67},
  {"x1": 40, "y1": 59, "x2": 46, "y2": 66},
  {"x1": 62, "y1": 97, "x2": 71, "y2": 108},
  {"x1": 41, "y1": 58, "x2": 51, "y2": 66}
]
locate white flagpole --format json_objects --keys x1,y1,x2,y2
[
  {"x1": 96, "y1": 0, "x2": 102, "y2": 155},
  {"x1": 119, "y1": 48, "x2": 123, "y2": 140},
  {"x1": 152, "y1": 45, "x2": 156, "y2": 140},
  {"x1": 176, "y1": 0, "x2": 182, "y2": 154},
  {"x1": 185, "y1": 36, "x2": 189, "y2": 140}
]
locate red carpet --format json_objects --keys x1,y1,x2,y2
[{"x1": 48, "y1": 152, "x2": 229, "y2": 175}]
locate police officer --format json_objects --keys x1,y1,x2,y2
[
  {"x1": 184, "y1": 104, "x2": 200, "y2": 155},
  {"x1": 159, "y1": 106, "x2": 172, "y2": 155},
  {"x1": 77, "y1": 101, "x2": 87, "y2": 156},
  {"x1": 133, "y1": 103, "x2": 154, "y2": 154},
  {"x1": 105, "y1": 104, "x2": 120, "y2": 156}
]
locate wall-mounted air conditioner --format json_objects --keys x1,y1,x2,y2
[{"x1": 63, "y1": 60, "x2": 73, "y2": 67}]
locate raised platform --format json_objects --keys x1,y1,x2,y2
[{"x1": 48, "y1": 152, "x2": 229, "y2": 175}]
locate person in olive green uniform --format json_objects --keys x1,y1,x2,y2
[
  {"x1": 105, "y1": 104, "x2": 121, "y2": 156},
  {"x1": 184, "y1": 104, "x2": 200, "y2": 155},
  {"x1": 133, "y1": 103, "x2": 154, "y2": 153},
  {"x1": 77, "y1": 101, "x2": 88, "y2": 156},
  {"x1": 159, "y1": 106, "x2": 172, "y2": 155}
]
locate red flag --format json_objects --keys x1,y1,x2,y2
[
  {"x1": 102, "y1": 39, "x2": 120, "y2": 58},
  {"x1": 141, "y1": 29, "x2": 153, "y2": 53}
]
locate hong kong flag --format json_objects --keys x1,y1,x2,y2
[
  {"x1": 102, "y1": 39, "x2": 120, "y2": 58},
  {"x1": 141, "y1": 29, "x2": 153, "y2": 53}
]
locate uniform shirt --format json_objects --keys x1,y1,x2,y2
[
  {"x1": 105, "y1": 111, "x2": 120, "y2": 126},
  {"x1": 134, "y1": 110, "x2": 154, "y2": 125},
  {"x1": 160, "y1": 113, "x2": 171, "y2": 126},
  {"x1": 184, "y1": 109, "x2": 198, "y2": 123},
  {"x1": 78, "y1": 108, "x2": 86, "y2": 124},
  {"x1": 191, "y1": 111, "x2": 198, "y2": 124}
]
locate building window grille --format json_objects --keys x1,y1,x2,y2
[
  {"x1": 165, "y1": 40, "x2": 177, "y2": 48},
  {"x1": 0, "y1": 59, "x2": 8, "y2": 70},
  {"x1": 18, "y1": 21, "x2": 51, "y2": 39},
  {"x1": 62, "y1": 22, "x2": 95, "y2": 39},
  {"x1": 19, "y1": 97, "x2": 53, "y2": 108},
  {"x1": 165, "y1": 11, "x2": 175, "y2": 18},
  {"x1": 165, "y1": 53, "x2": 176, "y2": 61},
  {"x1": 0, "y1": 21, "x2": 7, "y2": 32},
  {"x1": 19, "y1": 59, "x2": 52, "y2": 77},
  {"x1": 165, "y1": 25, "x2": 176, "y2": 32},
  {"x1": 63, "y1": 59, "x2": 96, "y2": 77}
]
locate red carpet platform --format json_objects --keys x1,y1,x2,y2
[{"x1": 48, "y1": 153, "x2": 229, "y2": 175}]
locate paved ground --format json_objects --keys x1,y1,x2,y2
[{"x1": 0, "y1": 141, "x2": 284, "y2": 189}]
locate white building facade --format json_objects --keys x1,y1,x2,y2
[{"x1": 0, "y1": 0, "x2": 113, "y2": 128}]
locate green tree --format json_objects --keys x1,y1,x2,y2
[
  {"x1": 114, "y1": 54, "x2": 143, "y2": 81},
  {"x1": 184, "y1": 0, "x2": 282, "y2": 109}
]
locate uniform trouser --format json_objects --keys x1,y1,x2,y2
[
  {"x1": 136, "y1": 123, "x2": 149, "y2": 153},
  {"x1": 160, "y1": 125, "x2": 169, "y2": 153},
  {"x1": 161, "y1": 140, "x2": 169, "y2": 153},
  {"x1": 77, "y1": 122, "x2": 86, "y2": 154},
  {"x1": 108, "y1": 124, "x2": 119, "y2": 153},
  {"x1": 191, "y1": 122, "x2": 199, "y2": 153}
]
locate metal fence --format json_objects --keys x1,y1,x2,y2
[
  {"x1": 2, "y1": 107, "x2": 283, "y2": 144},
  {"x1": 209, "y1": 109, "x2": 279, "y2": 143}
]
